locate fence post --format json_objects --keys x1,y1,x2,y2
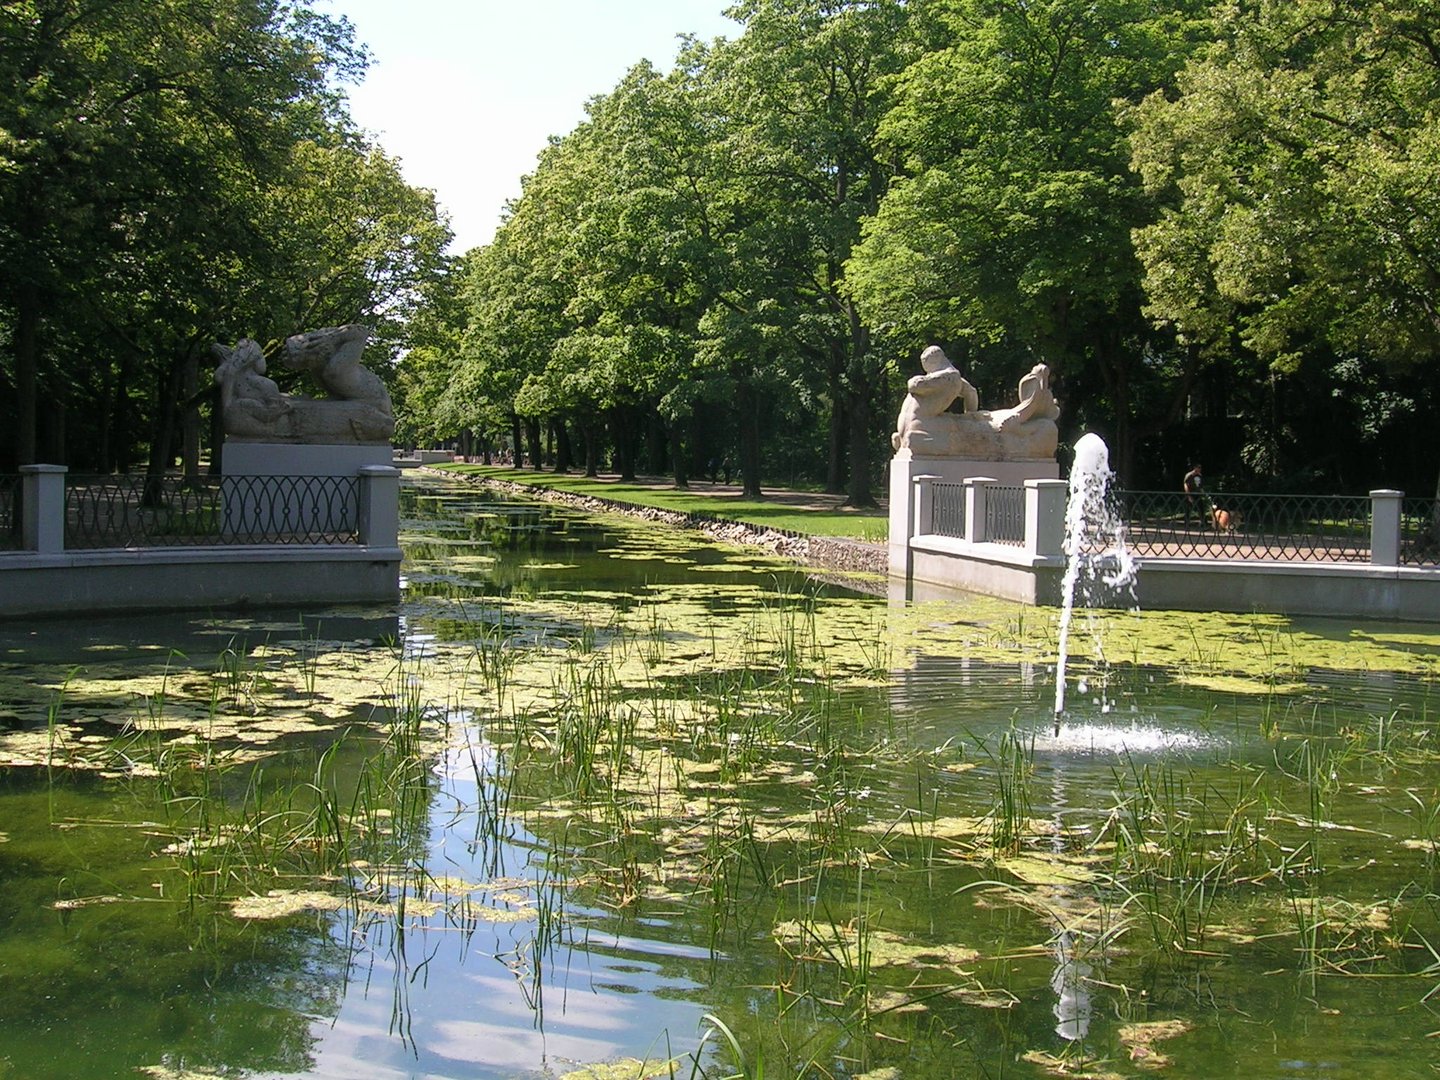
[
  {"x1": 1370, "y1": 489, "x2": 1402, "y2": 566},
  {"x1": 357, "y1": 466, "x2": 401, "y2": 547},
  {"x1": 966, "y1": 477, "x2": 996, "y2": 543},
  {"x1": 912, "y1": 474, "x2": 939, "y2": 538},
  {"x1": 20, "y1": 464, "x2": 66, "y2": 554},
  {"x1": 1025, "y1": 479, "x2": 1068, "y2": 558}
]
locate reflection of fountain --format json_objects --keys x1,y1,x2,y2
[
  {"x1": 1053, "y1": 434, "x2": 1136, "y2": 723},
  {"x1": 1051, "y1": 928, "x2": 1093, "y2": 1041},
  {"x1": 1046, "y1": 770, "x2": 1093, "y2": 1043}
]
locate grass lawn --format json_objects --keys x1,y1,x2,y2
[{"x1": 430, "y1": 463, "x2": 888, "y2": 541}]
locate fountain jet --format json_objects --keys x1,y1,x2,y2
[{"x1": 1053, "y1": 433, "x2": 1136, "y2": 726}]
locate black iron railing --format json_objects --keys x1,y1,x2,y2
[
  {"x1": 927, "y1": 482, "x2": 1025, "y2": 544},
  {"x1": 1119, "y1": 490, "x2": 1372, "y2": 562},
  {"x1": 64, "y1": 474, "x2": 360, "y2": 548},
  {"x1": 1401, "y1": 498, "x2": 1440, "y2": 567},
  {"x1": 0, "y1": 475, "x2": 18, "y2": 551},
  {"x1": 932, "y1": 481, "x2": 966, "y2": 537},
  {"x1": 987, "y1": 485, "x2": 1026, "y2": 546}
]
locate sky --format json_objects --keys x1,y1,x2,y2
[{"x1": 324, "y1": 1, "x2": 740, "y2": 253}]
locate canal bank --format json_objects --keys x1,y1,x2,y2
[{"x1": 425, "y1": 466, "x2": 891, "y2": 585}]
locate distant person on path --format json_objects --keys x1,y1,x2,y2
[{"x1": 1183, "y1": 464, "x2": 1204, "y2": 525}]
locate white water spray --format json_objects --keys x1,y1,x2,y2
[{"x1": 1053, "y1": 433, "x2": 1136, "y2": 723}]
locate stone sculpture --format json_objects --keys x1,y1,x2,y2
[
  {"x1": 891, "y1": 346, "x2": 1059, "y2": 461},
  {"x1": 213, "y1": 324, "x2": 394, "y2": 444}
]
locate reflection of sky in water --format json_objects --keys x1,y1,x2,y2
[
  {"x1": 398, "y1": 481, "x2": 863, "y2": 623},
  {"x1": 280, "y1": 737, "x2": 711, "y2": 1079}
]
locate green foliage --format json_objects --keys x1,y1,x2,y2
[
  {"x1": 846, "y1": 0, "x2": 1211, "y2": 477},
  {"x1": 1131, "y1": 0, "x2": 1440, "y2": 373},
  {"x1": 0, "y1": 0, "x2": 450, "y2": 470},
  {"x1": 11, "y1": 0, "x2": 1440, "y2": 495}
]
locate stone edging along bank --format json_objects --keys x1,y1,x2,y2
[{"x1": 425, "y1": 469, "x2": 889, "y2": 583}]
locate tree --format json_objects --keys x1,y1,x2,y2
[
  {"x1": 703, "y1": 0, "x2": 918, "y2": 506},
  {"x1": 0, "y1": 0, "x2": 371, "y2": 468},
  {"x1": 1129, "y1": 0, "x2": 1440, "y2": 493},
  {"x1": 456, "y1": 135, "x2": 590, "y2": 471},
  {"x1": 846, "y1": 0, "x2": 1210, "y2": 480}
]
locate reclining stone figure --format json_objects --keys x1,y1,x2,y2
[
  {"x1": 213, "y1": 324, "x2": 394, "y2": 444},
  {"x1": 891, "y1": 346, "x2": 1059, "y2": 461}
]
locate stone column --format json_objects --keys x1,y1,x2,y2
[
  {"x1": 20, "y1": 464, "x2": 66, "y2": 554},
  {"x1": 966, "y1": 477, "x2": 997, "y2": 544},
  {"x1": 1369, "y1": 489, "x2": 1403, "y2": 567},
  {"x1": 357, "y1": 466, "x2": 401, "y2": 548},
  {"x1": 1025, "y1": 479, "x2": 1068, "y2": 558},
  {"x1": 912, "y1": 474, "x2": 940, "y2": 538}
]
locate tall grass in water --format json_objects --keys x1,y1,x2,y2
[
  {"x1": 549, "y1": 657, "x2": 634, "y2": 798},
  {"x1": 468, "y1": 608, "x2": 520, "y2": 704},
  {"x1": 1097, "y1": 757, "x2": 1268, "y2": 959},
  {"x1": 382, "y1": 650, "x2": 441, "y2": 758},
  {"x1": 984, "y1": 726, "x2": 1034, "y2": 857}
]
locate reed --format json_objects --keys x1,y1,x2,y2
[{"x1": 984, "y1": 725, "x2": 1033, "y2": 857}]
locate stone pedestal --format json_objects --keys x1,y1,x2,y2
[
  {"x1": 221, "y1": 441, "x2": 392, "y2": 539},
  {"x1": 223, "y1": 441, "x2": 392, "y2": 477}
]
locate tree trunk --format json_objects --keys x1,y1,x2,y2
[
  {"x1": 143, "y1": 353, "x2": 185, "y2": 507},
  {"x1": 525, "y1": 418, "x2": 542, "y2": 470},
  {"x1": 611, "y1": 407, "x2": 639, "y2": 481},
  {"x1": 209, "y1": 392, "x2": 226, "y2": 476},
  {"x1": 826, "y1": 344, "x2": 846, "y2": 494},
  {"x1": 510, "y1": 412, "x2": 524, "y2": 468},
  {"x1": 842, "y1": 313, "x2": 877, "y2": 508},
  {"x1": 14, "y1": 282, "x2": 40, "y2": 466},
  {"x1": 553, "y1": 418, "x2": 572, "y2": 472},
  {"x1": 843, "y1": 385, "x2": 876, "y2": 508},
  {"x1": 643, "y1": 415, "x2": 666, "y2": 477},
  {"x1": 181, "y1": 350, "x2": 201, "y2": 482},
  {"x1": 115, "y1": 356, "x2": 137, "y2": 473},
  {"x1": 583, "y1": 417, "x2": 599, "y2": 477},
  {"x1": 97, "y1": 358, "x2": 118, "y2": 472},
  {"x1": 670, "y1": 421, "x2": 688, "y2": 489},
  {"x1": 738, "y1": 384, "x2": 763, "y2": 498}
]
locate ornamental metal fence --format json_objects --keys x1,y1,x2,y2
[
  {"x1": 921, "y1": 480, "x2": 1385, "y2": 563},
  {"x1": 987, "y1": 485, "x2": 1026, "y2": 546},
  {"x1": 931, "y1": 481, "x2": 966, "y2": 537},
  {"x1": 0, "y1": 475, "x2": 18, "y2": 551},
  {"x1": 1118, "y1": 490, "x2": 1373, "y2": 562},
  {"x1": 1401, "y1": 498, "x2": 1440, "y2": 567},
  {"x1": 926, "y1": 481, "x2": 1027, "y2": 545},
  {"x1": 63, "y1": 474, "x2": 361, "y2": 548}
]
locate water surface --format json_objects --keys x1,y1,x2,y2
[{"x1": 2, "y1": 475, "x2": 1439, "y2": 1078}]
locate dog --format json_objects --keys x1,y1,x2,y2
[{"x1": 1211, "y1": 506, "x2": 1240, "y2": 533}]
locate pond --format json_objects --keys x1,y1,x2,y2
[{"x1": 3, "y1": 473, "x2": 1440, "y2": 1079}]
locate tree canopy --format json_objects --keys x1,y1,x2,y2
[
  {"x1": 0, "y1": 0, "x2": 450, "y2": 471},
  {"x1": 9, "y1": 0, "x2": 1440, "y2": 500}
]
